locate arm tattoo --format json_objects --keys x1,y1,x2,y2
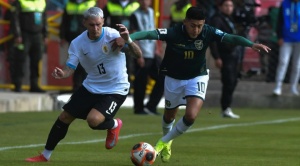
[
  {"x1": 127, "y1": 42, "x2": 142, "y2": 58},
  {"x1": 62, "y1": 66, "x2": 75, "y2": 78}
]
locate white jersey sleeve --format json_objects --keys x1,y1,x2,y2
[
  {"x1": 66, "y1": 28, "x2": 130, "y2": 95},
  {"x1": 66, "y1": 41, "x2": 80, "y2": 70}
]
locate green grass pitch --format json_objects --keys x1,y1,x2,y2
[{"x1": 0, "y1": 108, "x2": 299, "y2": 166}]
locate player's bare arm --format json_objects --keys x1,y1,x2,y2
[
  {"x1": 223, "y1": 34, "x2": 271, "y2": 53},
  {"x1": 52, "y1": 66, "x2": 74, "y2": 79},
  {"x1": 116, "y1": 24, "x2": 142, "y2": 59}
]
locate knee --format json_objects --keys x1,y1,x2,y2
[
  {"x1": 183, "y1": 115, "x2": 196, "y2": 124},
  {"x1": 163, "y1": 112, "x2": 176, "y2": 123},
  {"x1": 87, "y1": 116, "x2": 104, "y2": 129},
  {"x1": 164, "y1": 115, "x2": 175, "y2": 124},
  {"x1": 59, "y1": 111, "x2": 75, "y2": 124}
]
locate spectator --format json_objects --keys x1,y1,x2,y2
[
  {"x1": 60, "y1": 0, "x2": 97, "y2": 92},
  {"x1": 130, "y1": 0, "x2": 164, "y2": 115},
  {"x1": 103, "y1": 0, "x2": 139, "y2": 29},
  {"x1": 273, "y1": 0, "x2": 300, "y2": 96},
  {"x1": 233, "y1": 0, "x2": 260, "y2": 76},
  {"x1": 254, "y1": 7, "x2": 280, "y2": 81},
  {"x1": 209, "y1": 0, "x2": 241, "y2": 118},
  {"x1": 169, "y1": 0, "x2": 192, "y2": 27},
  {"x1": 196, "y1": 0, "x2": 217, "y2": 19},
  {"x1": 103, "y1": 0, "x2": 140, "y2": 92},
  {"x1": 46, "y1": 0, "x2": 68, "y2": 11},
  {"x1": 266, "y1": 7, "x2": 280, "y2": 82},
  {"x1": 8, "y1": 0, "x2": 47, "y2": 92}
]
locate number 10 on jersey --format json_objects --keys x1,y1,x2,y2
[{"x1": 184, "y1": 51, "x2": 194, "y2": 59}]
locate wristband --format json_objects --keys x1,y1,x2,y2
[{"x1": 126, "y1": 37, "x2": 133, "y2": 44}]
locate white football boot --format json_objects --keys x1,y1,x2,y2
[{"x1": 222, "y1": 108, "x2": 240, "y2": 119}]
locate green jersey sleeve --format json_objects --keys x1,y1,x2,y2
[
  {"x1": 205, "y1": 25, "x2": 227, "y2": 43},
  {"x1": 130, "y1": 30, "x2": 159, "y2": 41},
  {"x1": 222, "y1": 34, "x2": 254, "y2": 47},
  {"x1": 155, "y1": 28, "x2": 172, "y2": 41}
]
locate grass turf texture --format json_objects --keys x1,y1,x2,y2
[{"x1": 0, "y1": 108, "x2": 299, "y2": 166}]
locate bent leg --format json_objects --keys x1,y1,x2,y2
[
  {"x1": 155, "y1": 97, "x2": 203, "y2": 162},
  {"x1": 45, "y1": 111, "x2": 75, "y2": 151},
  {"x1": 86, "y1": 109, "x2": 122, "y2": 149},
  {"x1": 161, "y1": 108, "x2": 178, "y2": 135},
  {"x1": 86, "y1": 93, "x2": 126, "y2": 150},
  {"x1": 86, "y1": 108, "x2": 115, "y2": 130},
  {"x1": 162, "y1": 97, "x2": 203, "y2": 142},
  {"x1": 27, "y1": 111, "x2": 76, "y2": 161}
]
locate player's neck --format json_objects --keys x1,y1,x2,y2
[{"x1": 87, "y1": 29, "x2": 103, "y2": 41}]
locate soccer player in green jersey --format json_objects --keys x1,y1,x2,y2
[{"x1": 129, "y1": 6, "x2": 271, "y2": 163}]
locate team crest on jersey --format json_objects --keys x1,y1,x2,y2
[
  {"x1": 194, "y1": 40, "x2": 203, "y2": 50},
  {"x1": 102, "y1": 44, "x2": 109, "y2": 54}
]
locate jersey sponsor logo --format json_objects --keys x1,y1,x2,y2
[
  {"x1": 215, "y1": 29, "x2": 224, "y2": 35},
  {"x1": 102, "y1": 44, "x2": 109, "y2": 54},
  {"x1": 174, "y1": 43, "x2": 185, "y2": 47},
  {"x1": 194, "y1": 40, "x2": 203, "y2": 50},
  {"x1": 158, "y1": 28, "x2": 167, "y2": 34}
]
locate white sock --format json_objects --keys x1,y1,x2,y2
[
  {"x1": 42, "y1": 149, "x2": 52, "y2": 160},
  {"x1": 162, "y1": 118, "x2": 175, "y2": 136},
  {"x1": 275, "y1": 82, "x2": 282, "y2": 90},
  {"x1": 161, "y1": 117, "x2": 191, "y2": 143},
  {"x1": 111, "y1": 119, "x2": 118, "y2": 129}
]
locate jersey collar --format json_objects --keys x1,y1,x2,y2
[{"x1": 89, "y1": 28, "x2": 104, "y2": 42}]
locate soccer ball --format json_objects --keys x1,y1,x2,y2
[{"x1": 130, "y1": 142, "x2": 156, "y2": 166}]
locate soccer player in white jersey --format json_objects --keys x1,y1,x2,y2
[{"x1": 25, "y1": 7, "x2": 142, "y2": 162}]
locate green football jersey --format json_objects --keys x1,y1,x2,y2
[{"x1": 157, "y1": 23, "x2": 226, "y2": 80}]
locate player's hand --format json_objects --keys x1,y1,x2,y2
[
  {"x1": 52, "y1": 67, "x2": 64, "y2": 79},
  {"x1": 116, "y1": 24, "x2": 130, "y2": 42},
  {"x1": 252, "y1": 43, "x2": 271, "y2": 53},
  {"x1": 110, "y1": 37, "x2": 125, "y2": 52}
]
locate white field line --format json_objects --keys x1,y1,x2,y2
[{"x1": 0, "y1": 117, "x2": 299, "y2": 152}]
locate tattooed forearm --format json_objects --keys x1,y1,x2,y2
[
  {"x1": 127, "y1": 42, "x2": 142, "y2": 58},
  {"x1": 62, "y1": 66, "x2": 75, "y2": 78}
]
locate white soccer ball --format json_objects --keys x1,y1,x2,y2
[{"x1": 130, "y1": 142, "x2": 156, "y2": 166}]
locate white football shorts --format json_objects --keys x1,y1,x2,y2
[{"x1": 164, "y1": 72, "x2": 209, "y2": 109}]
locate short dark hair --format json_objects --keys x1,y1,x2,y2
[
  {"x1": 185, "y1": 6, "x2": 206, "y2": 20},
  {"x1": 218, "y1": 0, "x2": 233, "y2": 6}
]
